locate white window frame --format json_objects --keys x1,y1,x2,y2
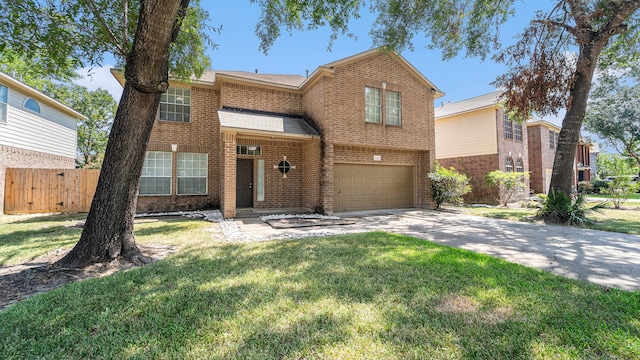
[
  {"x1": 385, "y1": 90, "x2": 401, "y2": 126},
  {"x1": 23, "y1": 97, "x2": 41, "y2": 114},
  {"x1": 514, "y1": 122, "x2": 522, "y2": 141},
  {"x1": 506, "y1": 157, "x2": 514, "y2": 173},
  {"x1": 177, "y1": 152, "x2": 208, "y2": 195},
  {"x1": 515, "y1": 158, "x2": 524, "y2": 172},
  {"x1": 140, "y1": 151, "x2": 172, "y2": 195},
  {"x1": 365, "y1": 87, "x2": 381, "y2": 123},
  {"x1": 159, "y1": 87, "x2": 191, "y2": 122},
  {"x1": 0, "y1": 85, "x2": 7, "y2": 123},
  {"x1": 504, "y1": 114, "x2": 513, "y2": 139}
]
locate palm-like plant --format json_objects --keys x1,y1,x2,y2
[{"x1": 536, "y1": 190, "x2": 606, "y2": 226}]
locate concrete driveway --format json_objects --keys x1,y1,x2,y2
[{"x1": 233, "y1": 209, "x2": 640, "y2": 291}]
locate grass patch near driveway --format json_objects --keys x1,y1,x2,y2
[
  {"x1": 2, "y1": 232, "x2": 639, "y2": 359},
  {"x1": 0, "y1": 214, "x2": 216, "y2": 266},
  {"x1": 462, "y1": 206, "x2": 640, "y2": 235}
]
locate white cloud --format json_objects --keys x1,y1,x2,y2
[{"x1": 75, "y1": 65, "x2": 123, "y2": 100}]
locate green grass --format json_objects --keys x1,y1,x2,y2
[
  {"x1": 463, "y1": 205, "x2": 640, "y2": 235},
  {"x1": 588, "y1": 193, "x2": 640, "y2": 200},
  {"x1": 1, "y1": 232, "x2": 639, "y2": 359},
  {"x1": 0, "y1": 214, "x2": 218, "y2": 266}
]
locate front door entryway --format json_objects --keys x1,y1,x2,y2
[{"x1": 236, "y1": 159, "x2": 253, "y2": 208}]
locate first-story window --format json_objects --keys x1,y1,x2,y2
[
  {"x1": 505, "y1": 157, "x2": 514, "y2": 173},
  {"x1": 365, "y1": 87, "x2": 381, "y2": 123},
  {"x1": 515, "y1": 158, "x2": 524, "y2": 172},
  {"x1": 140, "y1": 151, "x2": 172, "y2": 195},
  {"x1": 177, "y1": 152, "x2": 208, "y2": 195}
]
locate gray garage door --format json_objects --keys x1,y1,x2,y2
[{"x1": 334, "y1": 163, "x2": 414, "y2": 211}]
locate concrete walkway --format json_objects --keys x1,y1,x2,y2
[{"x1": 233, "y1": 209, "x2": 640, "y2": 291}]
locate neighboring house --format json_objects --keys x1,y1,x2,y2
[
  {"x1": 434, "y1": 91, "x2": 529, "y2": 203},
  {"x1": 0, "y1": 71, "x2": 84, "y2": 212},
  {"x1": 527, "y1": 119, "x2": 592, "y2": 194},
  {"x1": 113, "y1": 49, "x2": 444, "y2": 218},
  {"x1": 526, "y1": 120, "x2": 559, "y2": 195}
]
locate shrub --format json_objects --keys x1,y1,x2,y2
[
  {"x1": 603, "y1": 177, "x2": 638, "y2": 209},
  {"x1": 536, "y1": 190, "x2": 604, "y2": 225},
  {"x1": 485, "y1": 170, "x2": 530, "y2": 206},
  {"x1": 591, "y1": 180, "x2": 608, "y2": 194},
  {"x1": 578, "y1": 181, "x2": 593, "y2": 194},
  {"x1": 427, "y1": 163, "x2": 471, "y2": 210}
]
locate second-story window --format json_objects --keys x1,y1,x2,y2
[
  {"x1": 555, "y1": 132, "x2": 559, "y2": 148},
  {"x1": 385, "y1": 91, "x2": 401, "y2": 126},
  {"x1": 514, "y1": 122, "x2": 522, "y2": 141},
  {"x1": 160, "y1": 87, "x2": 191, "y2": 122},
  {"x1": 365, "y1": 87, "x2": 381, "y2": 123},
  {"x1": 24, "y1": 98, "x2": 41, "y2": 114},
  {"x1": 0, "y1": 85, "x2": 7, "y2": 123},
  {"x1": 504, "y1": 114, "x2": 513, "y2": 139},
  {"x1": 549, "y1": 129, "x2": 555, "y2": 148}
]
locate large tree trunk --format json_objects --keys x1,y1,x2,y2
[
  {"x1": 56, "y1": 0, "x2": 191, "y2": 268},
  {"x1": 549, "y1": 40, "x2": 608, "y2": 195}
]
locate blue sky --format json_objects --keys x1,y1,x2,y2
[{"x1": 78, "y1": 1, "x2": 563, "y2": 123}]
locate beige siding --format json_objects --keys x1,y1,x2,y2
[{"x1": 435, "y1": 108, "x2": 497, "y2": 159}]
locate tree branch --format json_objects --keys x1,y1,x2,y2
[
  {"x1": 566, "y1": 0, "x2": 591, "y2": 29},
  {"x1": 533, "y1": 19, "x2": 580, "y2": 38},
  {"x1": 80, "y1": 0, "x2": 127, "y2": 58}
]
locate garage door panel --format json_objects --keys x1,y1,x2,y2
[{"x1": 334, "y1": 163, "x2": 415, "y2": 211}]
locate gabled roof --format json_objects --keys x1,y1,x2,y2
[
  {"x1": 308, "y1": 48, "x2": 444, "y2": 98},
  {"x1": 526, "y1": 119, "x2": 561, "y2": 132},
  {"x1": 435, "y1": 91, "x2": 502, "y2": 119},
  {"x1": 114, "y1": 48, "x2": 443, "y2": 96},
  {"x1": 0, "y1": 71, "x2": 86, "y2": 119}
]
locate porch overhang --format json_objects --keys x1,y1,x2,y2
[{"x1": 218, "y1": 108, "x2": 320, "y2": 140}]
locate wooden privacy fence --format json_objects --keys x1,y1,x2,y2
[{"x1": 4, "y1": 168, "x2": 100, "y2": 214}]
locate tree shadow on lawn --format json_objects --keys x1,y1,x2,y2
[{"x1": 1, "y1": 232, "x2": 639, "y2": 359}]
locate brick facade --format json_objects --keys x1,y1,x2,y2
[
  {"x1": 140, "y1": 50, "x2": 439, "y2": 217},
  {"x1": 0, "y1": 144, "x2": 74, "y2": 212}
]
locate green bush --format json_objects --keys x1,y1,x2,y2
[
  {"x1": 591, "y1": 180, "x2": 608, "y2": 194},
  {"x1": 603, "y1": 177, "x2": 638, "y2": 209},
  {"x1": 485, "y1": 170, "x2": 530, "y2": 206},
  {"x1": 536, "y1": 190, "x2": 604, "y2": 225},
  {"x1": 427, "y1": 163, "x2": 471, "y2": 210},
  {"x1": 578, "y1": 181, "x2": 593, "y2": 194}
]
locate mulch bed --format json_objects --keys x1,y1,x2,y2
[{"x1": 0, "y1": 244, "x2": 176, "y2": 311}]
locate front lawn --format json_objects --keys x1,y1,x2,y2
[
  {"x1": 1, "y1": 231, "x2": 638, "y2": 359},
  {"x1": 0, "y1": 214, "x2": 216, "y2": 266}
]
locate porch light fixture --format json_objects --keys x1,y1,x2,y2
[
  {"x1": 171, "y1": 144, "x2": 178, "y2": 152},
  {"x1": 373, "y1": 155, "x2": 382, "y2": 161},
  {"x1": 382, "y1": 81, "x2": 387, "y2": 89},
  {"x1": 248, "y1": 146, "x2": 257, "y2": 151}
]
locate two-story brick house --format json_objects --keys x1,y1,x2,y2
[
  {"x1": 114, "y1": 49, "x2": 443, "y2": 217},
  {"x1": 527, "y1": 119, "x2": 593, "y2": 194},
  {"x1": 434, "y1": 91, "x2": 529, "y2": 203}
]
